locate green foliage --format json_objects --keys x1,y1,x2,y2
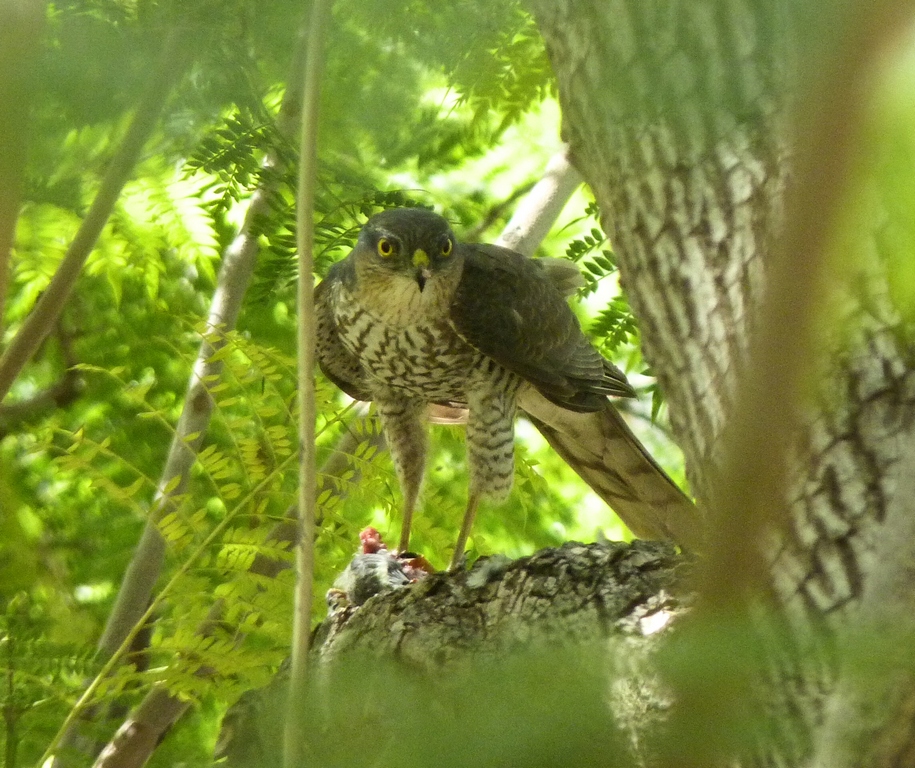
[
  {"x1": 833, "y1": 42, "x2": 915, "y2": 341},
  {"x1": 219, "y1": 646, "x2": 627, "y2": 767},
  {"x1": 564, "y1": 202, "x2": 617, "y2": 294},
  {"x1": 0, "y1": 594, "x2": 100, "y2": 763},
  {"x1": 2, "y1": 0, "x2": 664, "y2": 763},
  {"x1": 561, "y1": 201, "x2": 669, "y2": 420}
]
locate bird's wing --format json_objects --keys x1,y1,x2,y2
[
  {"x1": 315, "y1": 262, "x2": 373, "y2": 401},
  {"x1": 449, "y1": 244, "x2": 634, "y2": 412}
]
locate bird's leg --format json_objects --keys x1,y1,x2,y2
[
  {"x1": 449, "y1": 491, "x2": 480, "y2": 571},
  {"x1": 375, "y1": 393, "x2": 427, "y2": 553},
  {"x1": 451, "y1": 384, "x2": 518, "y2": 570}
]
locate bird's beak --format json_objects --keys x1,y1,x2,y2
[{"x1": 412, "y1": 249, "x2": 431, "y2": 291}]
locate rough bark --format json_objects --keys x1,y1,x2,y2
[
  {"x1": 217, "y1": 540, "x2": 689, "y2": 768},
  {"x1": 526, "y1": 0, "x2": 787, "y2": 499},
  {"x1": 525, "y1": 0, "x2": 915, "y2": 764},
  {"x1": 315, "y1": 540, "x2": 684, "y2": 666},
  {"x1": 810, "y1": 446, "x2": 915, "y2": 768}
]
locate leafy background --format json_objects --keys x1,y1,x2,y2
[{"x1": 0, "y1": 0, "x2": 691, "y2": 763}]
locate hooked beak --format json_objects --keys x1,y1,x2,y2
[{"x1": 412, "y1": 249, "x2": 431, "y2": 291}]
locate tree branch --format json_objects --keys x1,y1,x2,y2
[
  {"x1": 660, "y1": 2, "x2": 915, "y2": 765},
  {"x1": 94, "y1": 27, "x2": 309, "y2": 665},
  {"x1": 699, "y1": 0, "x2": 911, "y2": 610},
  {"x1": 218, "y1": 540, "x2": 687, "y2": 768},
  {"x1": 494, "y1": 147, "x2": 582, "y2": 257},
  {"x1": 87, "y1": 416, "x2": 380, "y2": 768},
  {"x1": 52, "y1": 20, "x2": 310, "y2": 768},
  {"x1": 0, "y1": 29, "x2": 191, "y2": 402},
  {"x1": 0, "y1": 324, "x2": 80, "y2": 433},
  {"x1": 462, "y1": 180, "x2": 536, "y2": 242},
  {"x1": 60, "y1": 13, "x2": 315, "y2": 768}
]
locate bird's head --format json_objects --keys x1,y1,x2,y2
[{"x1": 353, "y1": 208, "x2": 461, "y2": 297}]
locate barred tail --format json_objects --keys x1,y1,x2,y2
[{"x1": 518, "y1": 388, "x2": 705, "y2": 551}]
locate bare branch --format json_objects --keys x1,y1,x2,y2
[
  {"x1": 462, "y1": 180, "x2": 536, "y2": 242},
  {"x1": 0, "y1": 30, "x2": 191, "y2": 402},
  {"x1": 94, "y1": 28, "x2": 309, "y2": 666},
  {"x1": 0, "y1": 325, "x2": 80, "y2": 433},
  {"x1": 69, "y1": 12, "x2": 318, "y2": 768},
  {"x1": 85, "y1": 417, "x2": 382, "y2": 767},
  {"x1": 92, "y1": 687, "x2": 181, "y2": 768},
  {"x1": 53, "y1": 20, "x2": 310, "y2": 768},
  {"x1": 494, "y1": 148, "x2": 582, "y2": 257}
]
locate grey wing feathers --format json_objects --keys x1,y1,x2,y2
[
  {"x1": 449, "y1": 244, "x2": 635, "y2": 412},
  {"x1": 314, "y1": 263, "x2": 372, "y2": 401},
  {"x1": 537, "y1": 257, "x2": 586, "y2": 297}
]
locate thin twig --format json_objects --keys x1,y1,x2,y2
[
  {"x1": 0, "y1": 324, "x2": 80, "y2": 432},
  {"x1": 0, "y1": 29, "x2": 191, "y2": 402},
  {"x1": 463, "y1": 180, "x2": 536, "y2": 242},
  {"x1": 285, "y1": 0, "x2": 332, "y2": 764}
]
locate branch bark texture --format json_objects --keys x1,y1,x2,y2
[
  {"x1": 526, "y1": 0, "x2": 915, "y2": 763},
  {"x1": 218, "y1": 540, "x2": 688, "y2": 768}
]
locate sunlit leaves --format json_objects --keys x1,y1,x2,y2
[
  {"x1": 0, "y1": 594, "x2": 101, "y2": 759},
  {"x1": 3, "y1": 0, "x2": 659, "y2": 762}
]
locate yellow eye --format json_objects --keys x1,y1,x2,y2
[
  {"x1": 441, "y1": 238, "x2": 453, "y2": 257},
  {"x1": 377, "y1": 237, "x2": 394, "y2": 258}
]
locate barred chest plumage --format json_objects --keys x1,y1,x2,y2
[{"x1": 331, "y1": 280, "x2": 489, "y2": 402}]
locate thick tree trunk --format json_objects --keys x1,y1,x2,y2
[
  {"x1": 527, "y1": 0, "x2": 786, "y2": 499},
  {"x1": 526, "y1": 0, "x2": 915, "y2": 764}
]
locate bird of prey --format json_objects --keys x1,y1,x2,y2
[{"x1": 315, "y1": 208, "x2": 701, "y2": 570}]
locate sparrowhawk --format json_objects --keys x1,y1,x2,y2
[{"x1": 316, "y1": 208, "x2": 700, "y2": 570}]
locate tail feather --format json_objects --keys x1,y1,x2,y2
[{"x1": 518, "y1": 388, "x2": 705, "y2": 551}]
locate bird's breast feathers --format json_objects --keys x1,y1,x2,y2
[{"x1": 331, "y1": 279, "x2": 484, "y2": 401}]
